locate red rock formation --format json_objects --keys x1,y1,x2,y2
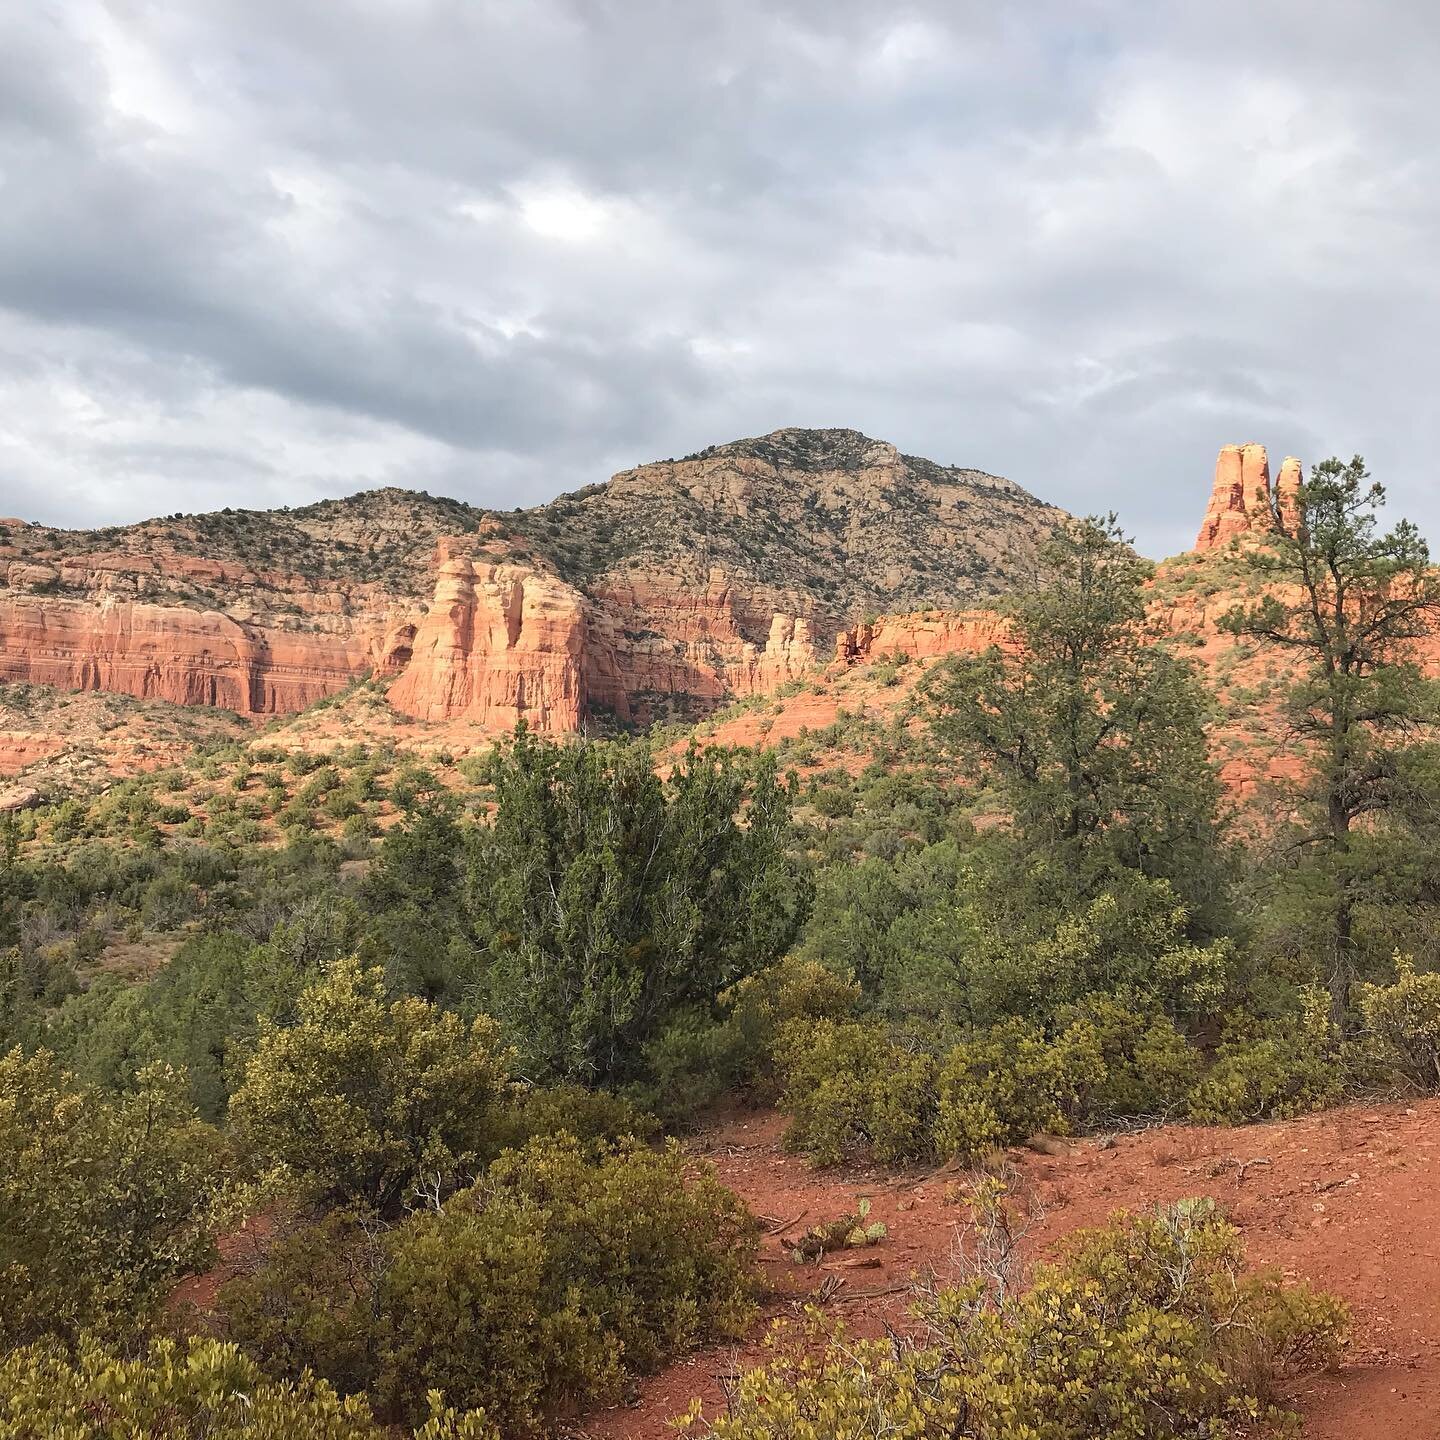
[
  {"x1": 735, "y1": 615, "x2": 817, "y2": 694},
  {"x1": 0, "y1": 431, "x2": 1067, "y2": 735},
  {"x1": 0, "y1": 594, "x2": 379, "y2": 715},
  {"x1": 1194, "y1": 443, "x2": 1280, "y2": 550},
  {"x1": 1193, "y1": 444, "x2": 1308, "y2": 553},
  {"x1": 1276, "y1": 456, "x2": 1305, "y2": 535},
  {"x1": 0, "y1": 736, "x2": 64, "y2": 776},
  {"x1": 835, "y1": 610, "x2": 1009, "y2": 665},
  {"x1": 387, "y1": 556, "x2": 589, "y2": 732}
]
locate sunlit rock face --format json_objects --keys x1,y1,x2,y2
[{"x1": 1194, "y1": 443, "x2": 1304, "y2": 552}]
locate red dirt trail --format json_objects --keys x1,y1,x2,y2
[{"x1": 579, "y1": 1100, "x2": 1440, "y2": 1440}]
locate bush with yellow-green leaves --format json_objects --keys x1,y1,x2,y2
[
  {"x1": 777, "y1": 999, "x2": 1202, "y2": 1168},
  {"x1": 0, "y1": 1335, "x2": 495, "y2": 1440},
  {"x1": 228, "y1": 955, "x2": 513, "y2": 1213},
  {"x1": 221, "y1": 1134, "x2": 758, "y2": 1437},
  {"x1": 0, "y1": 1047, "x2": 227, "y2": 1346},
  {"x1": 1186, "y1": 988, "x2": 1343, "y2": 1125},
  {"x1": 1358, "y1": 955, "x2": 1440, "y2": 1090},
  {"x1": 689, "y1": 1201, "x2": 1346, "y2": 1440}
]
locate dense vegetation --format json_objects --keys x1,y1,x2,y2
[{"x1": 3, "y1": 458, "x2": 1438, "y2": 1435}]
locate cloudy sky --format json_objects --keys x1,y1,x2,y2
[{"x1": 2, "y1": 1, "x2": 1437, "y2": 556}]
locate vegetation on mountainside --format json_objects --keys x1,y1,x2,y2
[
  {"x1": 1, "y1": 429, "x2": 1060, "y2": 627},
  {"x1": 3, "y1": 489, "x2": 490, "y2": 601},
  {"x1": 4, "y1": 458, "x2": 1440, "y2": 1437},
  {"x1": 502, "y1": 428, "x2": 1062, "y2": 616}
]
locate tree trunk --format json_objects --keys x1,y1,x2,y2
[{"x1": 1328, "y1": 782, "x2": 1355, "y2": 1031}]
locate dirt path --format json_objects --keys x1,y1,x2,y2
[{"x1": 580, "y1": 1099, "x2": 1440, "y2": 1440}]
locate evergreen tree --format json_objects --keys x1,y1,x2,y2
[
  {"x1": 1221, "y1": 456, "x2": 1440, "y2": 1021},
  {"x1": 465, "y1": 729, "x2": 808, "y2": 1086},
  {"x1": 922, "y1": 515, "x2": 1225, "y2": 919}
]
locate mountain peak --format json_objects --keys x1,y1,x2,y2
[{"x1": 683, "y1": 427, "x2": 897, "y2": 472}]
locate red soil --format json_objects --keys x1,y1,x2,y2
[{"x1": 580, "y1": 1100, "x2": 1440, "y2": 1440}]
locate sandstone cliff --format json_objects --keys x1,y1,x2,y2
[
  {"x1": 499, "y1": 427, "x2": 1063, "y2": 725},
  {"x1": 386, "y1": 553, "x2": 588, "y2": 730},
  {"x1": 1194, "y1": 443, "x2": 1303, "y2": 551},
  {"x1": 0, "y1": 545, "x2": 415, "y2": 717}
]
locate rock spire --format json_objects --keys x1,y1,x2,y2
[{"x1": 1194, "y1": 444, "x2": 1303, "y2": 552}]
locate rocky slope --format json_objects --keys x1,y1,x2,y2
[{"x1": 0, "y1": 430, "x2": 1064, "y2": 732}]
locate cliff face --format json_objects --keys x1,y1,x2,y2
[
  {"x1": 0, "y1": 430, "x2": 1064, "y2": 734},
  {"x1": 0, "y1": 541, "x2": 417, "y2": 717},
  {"x1": 386, "y1": 553, "x2": 588, "y2": 731},
  {"x1": 499, "y1": 427, "x2": 1063, "y2": 725},
  {"x1": 1194, "y1": 443, "x2": 1303, "y2": 551}
]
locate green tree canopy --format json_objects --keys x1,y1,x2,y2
[
  {"x1": 465, "y1": 729, "x2": 809, "y2": 1085},
  {"x1": 1222, "y1": 456, "x2": 1440, "y2": 1020},
  {"x1": 0, "y1": 1048, "x2": 225, "y2": 1345},
  {"x1": 921, "y1": 515, "x2": 1226, "y2": 920}
]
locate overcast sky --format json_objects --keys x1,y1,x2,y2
[{"x1": 1, "y1": 2, "x2": 1437, "y2": 557}]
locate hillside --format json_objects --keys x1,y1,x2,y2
[
  {"x1": 1, "y1": 437, "x2": 1404, "y2": 807},
  {"x1": 0, "y1": 429, "x2": 1063, "y2": 731},
  {"x1": 502, "y1": 427, "x2": 1059, "y2": 617}
]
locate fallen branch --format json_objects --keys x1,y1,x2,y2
[
  {"x1": 765, "y1": 1208, "x2": 808, "y2": 1237},
  {"x1": 834, "y1": 1283, "x2": 910, "y2": 1302}
]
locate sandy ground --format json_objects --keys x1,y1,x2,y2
[{"x1": 579, "y1": 1099, "x2": 1440, "y2": 1440}]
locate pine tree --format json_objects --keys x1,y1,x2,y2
[
  {"x1": 922, "y1": 514, "x2": 1224, "y2": 915},
  {"x1": 1222, "y1": 456, "x2": 1440, "y2": 1021}
]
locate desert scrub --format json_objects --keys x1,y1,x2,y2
[
  {"x1": 0, "y1": 1049, "x2": 228, "y2": 1345},
  {"x1": 0, "y1": 1335, "x2": 497, "y2": 1440},
  {"x1": 229, "y1": 956, "x2": 513, "y2": 1213},
  {"x1": 225, "y1": 1136, "x2": 757, "y2": 1436},
  {"x1": 1356, "y1": 956, "x2": 1440, "y2": 1089},
  {"x1": 690, "y1": 1201, "x2": 1345, "y2": 1440},
  {"x1": 933, "y1": 1017, "x2": 1104, "y2": 1162},
  {"x1": 778, "y1": 1002, "x2": 1202, "y2": 1169},
  {"x1": 1186, "y1": 988, "x2": 1343, "y2": 1125},
  {"x1": 777, "y1": 1019, "x2": 939, "y2": 1166}
]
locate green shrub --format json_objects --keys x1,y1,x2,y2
[
  {"x1": 779, "y1": 997, "x2": 1215, "y2": 1167},
  {"x1": 811, "y1": 785, "x2": 855, "y2": 819},
  {"x1": 219, "y1": 1207, "x2": 384, "y2": 1397},
  {"x1": 1056, "y1": 994, "x2": 1202, "y2": 1121},
  {"x1": 1357, "y1": 956, "x2": 1440, "y2": 1090},
  {"x1": 0, "y1": 1334, "x2": 494, "y2": 1440},
  {"x1": 1187, "y1": 989, "x2": 1342, "y2": 1125},
  {"x1": 935, "y1": 1017, "x2": 1104, "y2": 1162},
  {"x1": 229, "y1": 957, "x2": 512, "y2": 1212},
  {"x1": 778, "y1": 1019, "x2": 937, "y2": 1167},
  {"x1": 693, "y1": 1201, "x2": 1345, "y2": 1440},
  {"x1": 0, "y1": 1049, "x2": 226, "y2": 1344},
  {"x1": 377, "y1": 1136, "x2": 755, "y2": 1429},
  {"x1": 640, "y1": 956, "x2": 861, "y2": 1124},
  {"x1": 503, "y1": 1080, "x2": 656, "y2": 1149},
  {"x1": 230, "y1": 1137, "x2": 755, "y2": 1436}
]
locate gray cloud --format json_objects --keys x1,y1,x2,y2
[{"x1": 0, "y1": 0, "x2": 1437, "y2": 556}]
